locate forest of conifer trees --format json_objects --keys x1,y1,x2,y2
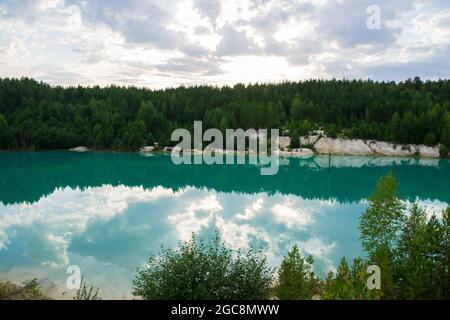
[{"x1": 0, "y1": 77, "x2": 449, "y2": 155}]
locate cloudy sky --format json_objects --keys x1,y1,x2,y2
[{"x1": 0, "y1": 0, "x2": 449, "y2": 88}]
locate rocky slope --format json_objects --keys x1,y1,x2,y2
[{"x1": 300, "y1": 136, "x2": 442, "y2": 158}]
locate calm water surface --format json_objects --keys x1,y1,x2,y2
[{"x1": 0, "y1": 152, "x2": 449, "y2": 298}]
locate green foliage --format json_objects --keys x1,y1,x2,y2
[
  {"x1": 131, "y1": 202, "x2": 449, "y2": 301},
  {"x1": 121, "y1": 119, "x2": 146, "y2": 150},
  {"x1": 441, "y1": 115, "x2": 450, "y2": 147},
  {"x1": 423, "y1": 133, "x2": 437, "y2": 146},
  {"x1": 358, "y1": 172, "x2": 450, "y2": 300},
  {"x1": 0, "y1": 279, "x2": 49, "y2": 300},
  {"x1": 326, "y1": 124, "x2": 338, "y2": 139},
  {"x1": 440, "y1": 144, "x2": 449, "y2": 158},
  {"x1": 396, "y1": 204, "x2": 429, "y2": 298},
  {"x1": 0, "y1": 114, "x2": 10, "y2": 149},
  {"x1": 359, "y1": 172, "x2": 406, "y2": 257},
  {"x1": 289, "y1": 132, "x2": 300, "y2": 149},
  {"x1": 370, "y1": 244, "x2": 397, "y2": 299},
  {"x1": 440, "y1": 207, "x2": 450, "y2": 297},
  {"x1": 0, "y1": 77, "x2": 449, "y2": 152},
  {"x1": 132, "y1": 233, "x2": 273, "y2": 300},
  {"x1": 392, "y1": 204, "x2": 450, "y2": 300},
  {"x1": 74, "y1": 277, "x2": 101, "y2": 300},
  {"x1": 146, "y1": 132, "x2": 155, "y2": 146},
  {"x1": 290, "y1": 93, "x2": 303, "y2": 121},
  {"x1": 276, "y1": 245, "x2": 317, "y2": 299},
  {"x1": 298, "y1": 119, "x2": 313, "y2": 137},
  {"x1": 323, "y1": 258, "x2": 380, "y2": 300}
]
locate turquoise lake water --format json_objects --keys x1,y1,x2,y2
[{"x1": 0, "y1": 152, "x2": 449, "y2": 298}]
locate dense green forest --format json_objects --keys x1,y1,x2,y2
[{"x1": 0, "y1": 77, "x2": 450, "y2": 152}]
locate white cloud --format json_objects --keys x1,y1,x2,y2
[
  {"x1": 410, "y1": 198, "x2": 449, "y2": 219},
  {"x1": 271, "y1": 203, "x2": 313, "y2": 229},
  {"x1": 0, "y1": 185, "x2": 181, "y2": 250},
  {"x1": 215, "y1": 216, "x2": 260, "y2": 250},
  {"x1": 0, "y1": 0, "x2": 448, "y2": 86},
  {"x1": 236, "y1": 198, "x2": 264, "y2": 220},
  {"x1": 411, "y1": 9, "x2": 450, "y2": 45},
  {"x1": 299, "y1": 238, "x2": 337, "y2": 273},
  {"x1": 168, "y1": 195, "x2": 223, "y2": 239}
]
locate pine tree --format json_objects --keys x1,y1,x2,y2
[
  {"x1": 371, "y1": 244, "x2": 396, "y2": 299},
  {"x1": 276, "y1": 245, "x2": 317, "y2": 300},
  {"x1": 0, "y1": 114, "x2": 9, "y2": 149},
  {"x1": 423, "y1": 132, "x2": 437, "y2": 146},
  {"x1": 289, "y1": 132, "x2": 300, "y2": 149},
  {"x1": 441, "y1": 119, "x2": 450, "y2": 148},
  {"x1": 323, "y1": 257, "x2": 382, "y2": 300}
]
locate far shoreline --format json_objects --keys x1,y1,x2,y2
[{"x1": 1, "y1": 148, "x2": 449, "y2": 160}]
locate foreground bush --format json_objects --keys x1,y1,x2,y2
[
  {"x1": 133, "y1": 234, "x2": 273, "y2": 300},
  {"x1": 0, "y1": 279, "x2": 49, "y2": 300}
]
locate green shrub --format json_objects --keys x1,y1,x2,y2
[
  {"x1": 440, "y1": 144, "x2": 449, "y2": 158},
  {"x1": 133, "y1": 234, "x2": 274, "y2": 300},
  {"x1": 0, "y1": 279, "x2": 49, "y2": 300}
]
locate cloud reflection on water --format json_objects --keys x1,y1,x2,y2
[{"x1": 0, "y1": 184, "x2": 447, "y2": 299}]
